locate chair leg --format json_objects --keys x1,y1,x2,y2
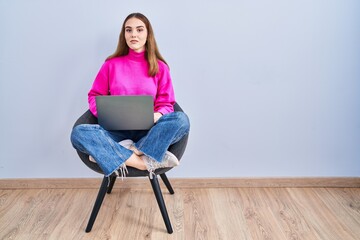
[
  {"x1": 149, "y1": 175, "x2": 173, "y2": 234},
  {"x1": 160, "y1": 173, "x2": 175, "y2": 194},
  {"x1": 107, "y1": 175, "x2": 117, "y2": 194},
  {"x1": 85, "y1": 176, "x2": 109, "y2": 233}
]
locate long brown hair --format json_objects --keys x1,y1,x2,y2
[{"x1": 106, "y1": 13, "x2": 168, "y2": 77}]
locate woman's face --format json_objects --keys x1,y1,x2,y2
[{"x1": 125, "y1": 17, "x2": 148, "y2": 53}]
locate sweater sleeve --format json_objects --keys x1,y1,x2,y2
[
  {"x1": 155, "y1": 62, "x2": 175, "y2": 115},
  {"x1": 88, "y1": 62, "x2": 109, "y2": 117}
]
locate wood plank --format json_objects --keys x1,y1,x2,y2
[
  {"x1": 286, "y1": 188, "x2": 359, "y2": 240},
  {"x1": 207, "y1": 188, "x2": 251, "y2": 239},
  {"x1": 182, "y1": 188, "x2": 221, "y2": 239},
  {"x1": 262, "y1": 188, "x2": 317, "y2": 240},
  {"x1": 1, "y1": 177, "x2": 359, "y2": 190},
  {"x1": 318, "y1": 188, "x2": 360, "y2": 236},
  {"x1": 0, "y1": 187, "x2": 360, "y2": 239},
  {"x1": 236, "y1": 188, "x2": 288, "y2": 239}
]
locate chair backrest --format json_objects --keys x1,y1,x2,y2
[{"x1": 72, "y1": 102, "x2": 189, "y2": 175}]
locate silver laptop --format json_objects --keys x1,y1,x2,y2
[{"x1": 96, "y1": 95, "x2": 154, "y2": 130}]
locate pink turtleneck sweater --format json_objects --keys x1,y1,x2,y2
[{"x1": 88, "y1": 49, "x2": 175, "y2": 117}]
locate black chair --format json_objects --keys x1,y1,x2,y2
[{"x1": 72, "y1": 103, "x2": 189, "y2": 234}]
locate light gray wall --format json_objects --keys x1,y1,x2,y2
[{"x1": 0, "y1": 0, "x2": 359, "y2": 178}]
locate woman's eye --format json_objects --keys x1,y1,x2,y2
[
  {"x1": 126, "y1": 29, "x2": 131, "y2": 33},
  {"x1": 137, "y1": 28, "x2": 144, "y2": 32}
]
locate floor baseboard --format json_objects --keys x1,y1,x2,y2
[{"x1": 0, "y1": 177, "x2": 359, "y2": 189}]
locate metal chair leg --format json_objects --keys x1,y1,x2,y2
[
  {"x1": 107, "y1": 175, "x2": 117, "y2": 194},
  {"x1": 85, "y1": 176, "x2": 109, "y2": 232},
  {"x1": 160, "y1": 173, "x2": 175, "y2": 194},
  {"x1": 149, "y1": 175, "x2": 173, "y2": 234}
]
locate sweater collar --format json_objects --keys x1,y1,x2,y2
[{"x1": 127, "y1": 49, "x2": 146, "y2": 62}]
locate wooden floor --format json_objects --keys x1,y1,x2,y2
[{"x1": 0, "y1": 180, "x2": 359, "y2": 240}]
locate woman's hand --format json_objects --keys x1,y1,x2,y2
[{"x1": 154, "y1": 112, "x2": 162, "y2": 123}]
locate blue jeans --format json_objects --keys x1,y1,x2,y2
[{"x1": 71, "y1": 111, "x2": 190, "y2": 176}]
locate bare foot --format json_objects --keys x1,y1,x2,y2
[{"x1": 125, "y1": 153, "x2": 147, "y2": 170}]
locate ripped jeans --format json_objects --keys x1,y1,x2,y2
[{"x1": 70, "y1": 111, "x2": 190, "y2": 176}]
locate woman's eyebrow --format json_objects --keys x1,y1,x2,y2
[{"x1": 125, "y1": 25, "x2": 145, "y2": 29}]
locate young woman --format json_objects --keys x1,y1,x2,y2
[{"x1": 71, "y1": 13, "x2": 190, "y2": 178}]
